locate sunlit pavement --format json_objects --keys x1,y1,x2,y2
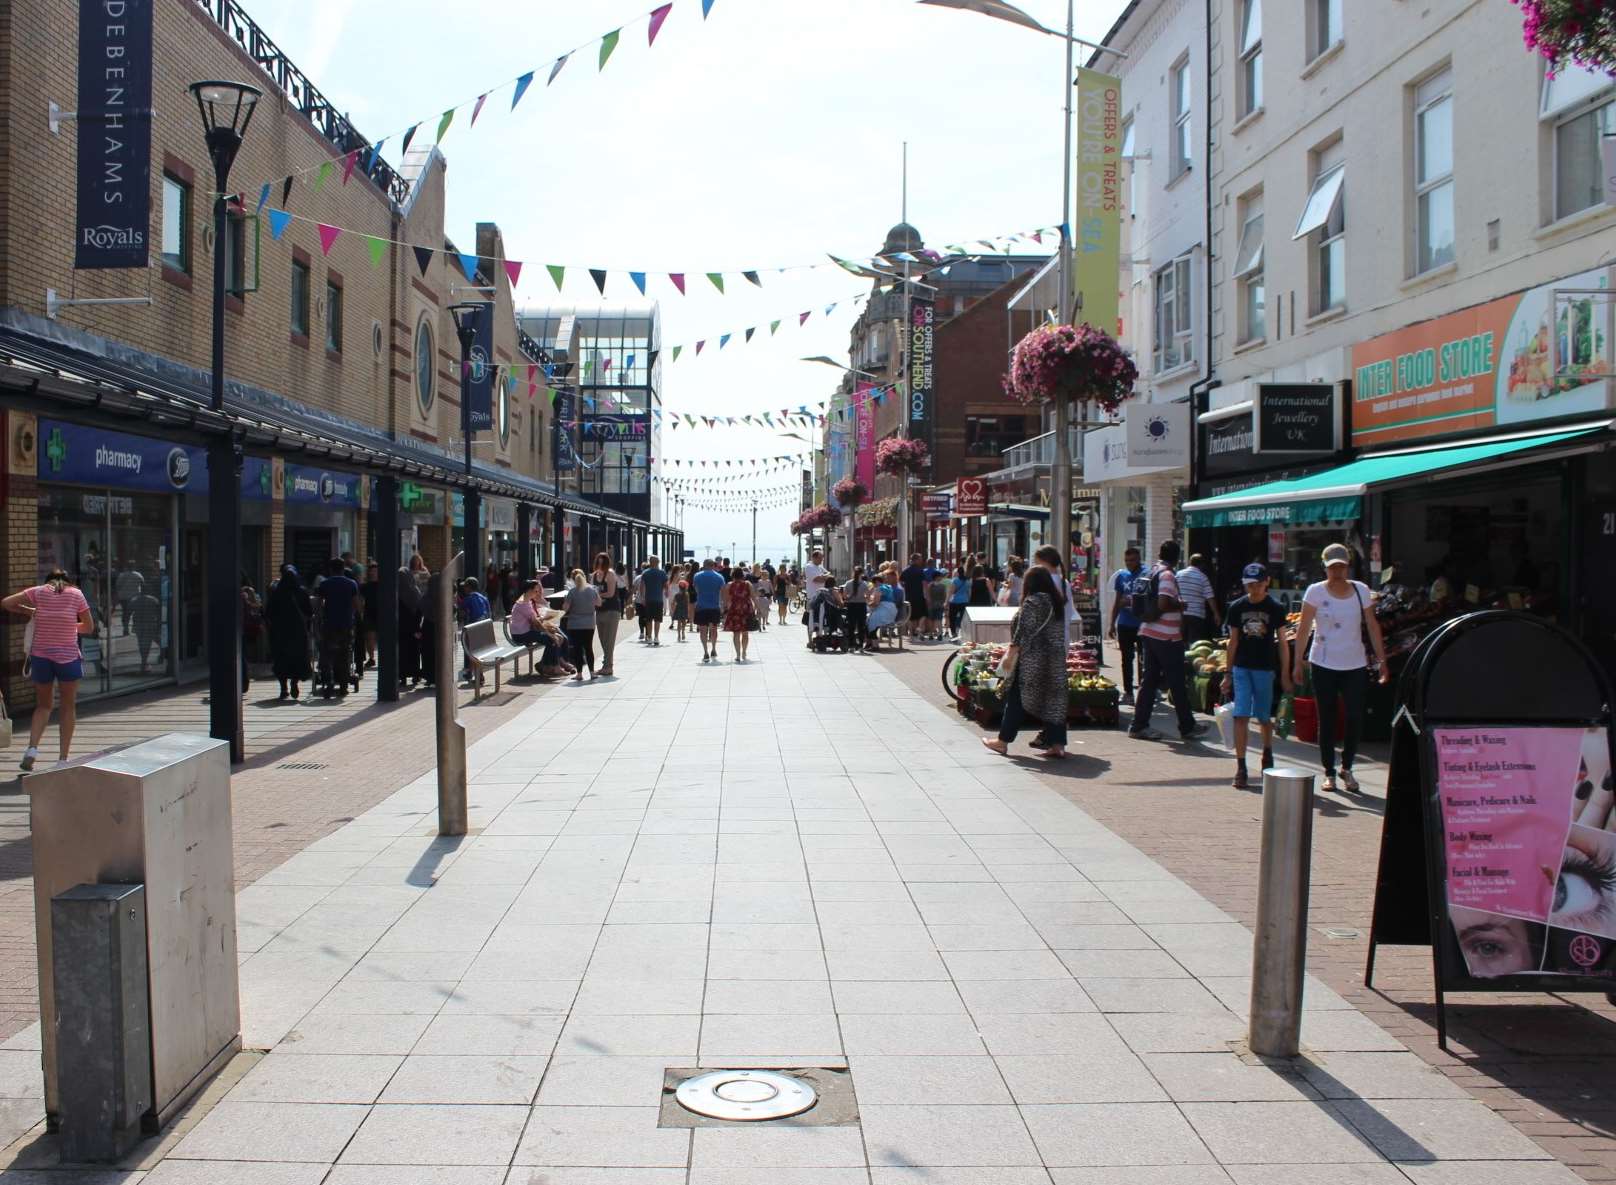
[{"x1": 0, "y1": 623, "x2": 1581, "y2": 1182}]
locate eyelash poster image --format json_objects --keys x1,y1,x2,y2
[{"x1": 1438, "y1": 726, "x2": 1616, "y2": 978}]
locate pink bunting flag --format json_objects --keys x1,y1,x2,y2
[
  {"x1": 695, "y1": 340, "x2": 706, "y2": 355},
  {"x1": 799, "y1": 311, "x2": 811, "y2": 326},
  {"x1": 341, "y1": 149, "x2": 359, "y2": 184},
  {"x1": 471, "y1": 93, "x2": 488, "y2": 126},
  {"x1": 317, "y1": 223, "x2": 341, "y2": 256},
  {"x1": 504, "y1": 259, "x2": 523, "y2": 288},
  {"x1": 669, "y1": 273, "x2": 686, "y2": 294},
  {"x1": 648, "y1": 3, "x2": 672, "y2": 44}
]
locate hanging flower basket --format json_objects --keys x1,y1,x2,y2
[
  {"x1": 862, "y1": 496, "x2": 901, "y2": 527},
  {"x1": 1003, "y1": 323, "x2": 1138, "y2": 415},
  {"x1": 799, "y1": 503, "x2": 843, "y2": 531},
  {"x1": 833, "y1": 477, "x2": 869, "y2": 509},
  {"x1": 875, "y1": 437, "x2": 930, "y2": 477},
  {"x1": 1512, "y1": 1, "x2": 1616, "y2": 74},
  {"x1": 789, "y1": 519, "x2": 802, "y2": 536}
]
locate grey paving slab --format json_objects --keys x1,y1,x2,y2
[
  {"x1": 995, "y1": 1051, "x2": 1169, "y2": 1105},
  {"x1": 141, "y1": 1166, "x2": 327, "y2": 1185},
  {"x1": 1179, "y1": 1101, "x2": 1384, "y2": 1164},
  {"x1": 860, "y1": 1103, "x2": 1043, "y2": 1167},
  {"x1": 232, "y1": 1053, "x2": 402, "y2": 1103},
  {"x1": 955, "y1": 978, "x2": 1096, "y2": 1015},
  {"x1": 1393, "y1": 1163, "x2": 1588, "y2": 1184},
  {"x1": 1295, "y1": 1053, "x2": 1472, "y2": 1101},
  {"x1": 1141, "y1": 1053, "x2": 1321, "y2": 1102},
  {"x1": 169, "y1": 1100, "x2": 369, "y2": 1162},
  {"x1": 1332, "y1": 1098, "x2": 1554, "y2": 1162},
  {"x1": 1022, "y1": 1103, "x2": 1217, "y2": 1168},
  {"x1": 873, "y1": 1171, "x2": 1058, "y2": 1185},
  {"x1": 1221, "y1": 1167, "x2": 1408, "y2": 1185},
  {"x1": 378, "y1": 1054, "x2": 547, "y2": 1104},
  {"x1": 535, "y1": 1056, "x2": 678, "y2": 1107},
  {"x1": 689, "y1": 1125, "x2": 868, "y2": 1168},
  {"x1": 340, "y1": 1103, "x2": 529, "y2": 1165},
  {"x1": 504, "y1": 1171, "x2": 686, "y2": 1185},
  {"x1": 839, "y1": 1013, "x2": 988, "y2": 1055},
  {"x1": 325, "y1": 1168, "x2": 507, "y2": 1184},
  {"x1": 513, "y1": 1107, "x2": 690, "y2": 1168},
  {"x1": 848, "y1": 1055, "x2": 1014, "y2": 1104},
  {"x1": 555, "y1": 1013, "x2": 700, "y2": 1057},
  {"x1": 1048, "y1": 1169, "x2": 1235, "y2": 1184}
]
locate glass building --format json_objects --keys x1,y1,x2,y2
[{"x1": 518, "y1": 306, "x2": 662, "y2": 523}]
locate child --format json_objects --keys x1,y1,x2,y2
[
  {"x1": 925, "y1": 571, "x2": 949, "y2": 640},
  {"x1": 672, "y1": 576, "x2": 690, "y2": 643},
  {"x1": 1222, "y1": 562, "x2": 1292, "y2": 790}
]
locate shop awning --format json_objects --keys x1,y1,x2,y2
[
  {"x1": 1184, "y1": 424, "x2": 1609, "y2": 528},
  {"x1": 988, "y1": 503, "x2": 1050, "y2": 521}
]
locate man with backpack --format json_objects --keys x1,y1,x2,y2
[{"x1": 1127, "y1": 539, "x2": 1208, "y2": 742}]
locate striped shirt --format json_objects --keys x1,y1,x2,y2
[
  {"x1": 1138, "y1": 564, "x2": 1184, "y2": 642},
  {"x1": 24, "y1": 584, "x2": 87, "y2": 662},
  {"x1": 1176, "y1": 565, "x2": 1215, "y2": 620}
]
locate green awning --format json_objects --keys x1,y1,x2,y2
[{"x1": 1184, "y1": 425, "x2": 1607, "y2": 528}]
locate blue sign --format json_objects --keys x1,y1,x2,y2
[
  {"x1": 465, "y1": 302, "x2": 494, "y2": 433},
  {"x1": 74, "y1": 0, "x2": 153, "y2": 269},
  {"x1": 283, "y1": 464, "x2": 362, "y2": 507},
  {"x1": 39, "y1": 419, "x2": 271, "y2": 497}
]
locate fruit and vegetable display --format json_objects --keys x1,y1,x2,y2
[{"x1": 949, "y1": 640, "x2": 1118, "y2": 728}]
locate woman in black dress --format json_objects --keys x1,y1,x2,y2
[
  {"x1": 267, "y1": 564, "x2": 313, "y2": 700},
  {"x1": 969, "y1": 564, "x2": 995, "y2": 609}
]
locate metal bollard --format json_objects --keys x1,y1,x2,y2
[
  {"x1": 435, "y1": 552, "x2": 468, "y2": 836},
  {"x1": 1248, "y1": 767, "x2": 1316, "y2": 1058}
]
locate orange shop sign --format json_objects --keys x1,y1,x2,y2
[{"x1": 1350, "y1": 267, "x2": 1615, "y2": 446}]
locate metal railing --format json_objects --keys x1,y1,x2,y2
[
  {"x1": 999, "y1": 427, "x2": 1083, "y2": 471},
  {"x1": 199, "y1": 0, "x2": 412, "y2": 207}
]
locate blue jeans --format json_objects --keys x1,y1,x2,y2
[{"x1": 1131, "y1": 635, "x2": 1195, "y2": 736}]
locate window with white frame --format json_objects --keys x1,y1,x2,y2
[
  {"x1": 1295, "y1": 138, "x2": 1346, "y2": 314},
  {"x1": 1121, "y1": 119, "x2": 1136, "y2": 216},
  {"x1": 1542, "y1": 64, "x2": 1616, "y2": 221},
  {"x1": 1310, "y1": 0, "x2": 1342, "y2": 61},
  {"x1": 1153, "y1": 256, "x2": 1193, "y2": 372},
  {"x1": 1233, "y1": 193, "x2": 1265, "y2": 343},
  {"x1": 1414, "y1": 68, "x2": 1455, "y2": 274},
  {"x1": 1239, "y1": 0, "x2": 1262, "y2": 119},
  {"x1": 1171, "y1": 58, "x2": 1192, "y2": 177}
]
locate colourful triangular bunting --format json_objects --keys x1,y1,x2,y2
[
  {"x1": 512, "y1": 71, "x2": 535, "y2": 110},
  {"x1": 470, "y1": 93, "x2": 488, "y2": 126},
  {"x1": 669, "y1": 273, "x2": 686, "y2": 294},
  {"x1": 599, "y1": 29, "x2": 620, "y2": 69},
  {"x1": 341, "y1": 150, "x2": 358, "y2": 184},
  {"x1": 504, "y1": 260, "x2": 523, "y2": 288},
  {"x1": 589, "y1": 268, "x2": 607, "y2": 294},
  {"x1": 548, "y1": 54, "x2": 569, "y2": 84},
  {"x1": 317, "y1": 223, "x2": 341, "y2": 256},
  {"x1": 436, "y1": 108, "x2": 454, "y2": 142},
  {"x1": 413, "y1": 245, "x2": 434, "y2": 276},
  {"x1": 267, "y1": 209, "x2": 292, "y2": 240},
  {"x1": 458, "y1": 252, "x2": 479, "y2": 282},
  {"x1": 629, "y1": 271, "x2": 647, "y2": 295},
  {"x1": 706, "y1": 273, "x2": 725, "y2": 293},
  {"x1": 671, "y1": 345, "x2": 682, "y2": 362},
  {"x1": 314, "y1": 161, "x2": 332, "y2": 192},
  {"x1": 648, "y1": 3, "x2": 673, "y2": 44},
  {"x1": 547, "y1": 264, "x2": 566, "y2": 290},
  {"x1": 366, "y1": 235, "x2": 387, "y2": 267},
  {"x1": 742, "y1": 270, "x2": 761, "y2": 287}
]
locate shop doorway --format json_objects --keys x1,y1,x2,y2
[
  {"x1": 178, "y1": 525, "x2": 208, "y2": 684},
  {"x1": 1581, "y1": 495, "x2": 1616, "y2": 682},
  {"x1": 288, "y1": 528, "x2": 336, "y2": 587}
]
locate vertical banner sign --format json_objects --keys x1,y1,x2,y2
[
  {"x1": 908, "y1": 298, "x2": 935, "y2": 450},
  {"x1": 855, "y1": 382, "x2": 876, "y2": 490},
  {"x1": 801, "y1": 469, "x2": 813, "y2": 513},
  {"x1": 553, "y1": 388, "x2": 577, "y2": 471},
  {"x1": 1073, "y1": 68, "x2": 1122, "y2": 336},
  {"x1": 465, "y1": 303, "x2": 494, "y2": 432},
  {"x1": 74, "y1": 0, "x2": 154, "y2": 269}
]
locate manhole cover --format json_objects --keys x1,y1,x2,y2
[{"x1": 676, "y1": 1070, "x2": 816, "y2": 1122}]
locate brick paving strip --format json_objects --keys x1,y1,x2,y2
[
  {"x1": 875, "y1": 638, "x2": 1616, "y2": 1183},
  {"x1": 0, "y1": 675, "x2": 556, "y2": 1044},
  {"x1": 0, "y1": 625, "x2": 1595, "y2": 1181}
]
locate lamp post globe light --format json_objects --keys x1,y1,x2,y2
[
  {"x1": 448, "y1": 302, "x2": 485, "y2": 589},
  {"x1": 189, "y1": 79, "x2": 261, "y2": 764}
]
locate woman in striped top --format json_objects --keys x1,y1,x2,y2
[{"x1": 3, "y1": 568, "x2": 95, "y2": 771}]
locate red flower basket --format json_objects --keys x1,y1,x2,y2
[
  {"x1": 1512, "y1": 1, "x2": 1616, "y2": 74},
  {"x1": 1003, "y1": 323, "x2": 1138, "y2": 416},
  {"x1": 875, "y1": 437, "x2": 930, "y2": 477},
  {"x1": 832, "y1": 477, "x2": 869, "y2": 509}
]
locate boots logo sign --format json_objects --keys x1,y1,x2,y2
[{"x1": 955, "y1": 477, "x2": 987, "y2": 517}]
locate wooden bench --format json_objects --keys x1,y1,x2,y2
[{"x1": 462, "y1": 618, "x2": 525, "y2": 699}]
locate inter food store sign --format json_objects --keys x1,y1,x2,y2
[{"x1": 1350, "y1": 266, "x2": 1615, "y2": 445}]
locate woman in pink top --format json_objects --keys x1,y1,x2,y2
[{"x1": 3, "y1": 568, "x2": 95, "y2": 771}]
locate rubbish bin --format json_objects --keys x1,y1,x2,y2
[{"x1": 28, "y1": 733, "x2": 240, "y2": 1131}]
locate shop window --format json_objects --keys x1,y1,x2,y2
[
  {"x1": 414, "y1": 315, "x2": 435, "y2": 414},
  {"x1": 161, "y1": 174, "x2": 190, "y2": 274},
  {"x1": 1170, "y1": 57, "x2": 1193, "y2": 178},
  {"x1": 325, "y1": 279, "x2": 343, "y2": 354},
  {"x1": 222, "y1": 209, "x2": 248, "y2": 296},
  {"x1": 1309, "y1": 0, "x2": 1342, "y2": 62},
  {"x1": 1295, "y1": 139, "x2": 1346, "y2": 314},
  {"x1": 1544, "y1": 64, "x2": 1616, "y2": 221},
  {"x1": 1233, "y1": 192, "x2": 1265, "y2": 343},
  {"x1": 1414, "y1": 67, "x2": 1455, "y2": 274},
  {"x1": 965, "y1": 414, "x2": 1030, "y2": 459},
  {"x1": 1238, "y1": 0, "x2": 1262, "y2": 120},
  {"x1": 497, "y1": 375, "x2": 511, "y2": 448},
  {"x1": 1153, "y1": 255, "x2": 1193, "y2": 372},
  {"x1": 290, "y1": 256, "x2": 310, "y2": 339},
  {"x1": 1120, "y1": 119, "x2": 1136, "y2": 216}
]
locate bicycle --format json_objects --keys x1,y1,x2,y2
[{"x1": 789, "y1": 590, "x2": 807, "y2": 615}]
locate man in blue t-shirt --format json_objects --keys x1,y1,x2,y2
[
  {"x1": 317, "y1": 558, "x2": 362, "y2": 697},
  {"x1": 641, "y1": 557, "x2": 669, "y2": 647},
  {"x1": 691, "y1": 559, "x2": 727, "y2": 664},
  {"x1": 1106, "y1": 546, "x2": 1144, "y2": 704}
]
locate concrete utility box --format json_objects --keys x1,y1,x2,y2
[
  {"x1": 961, "y1": 606, "x2": 1018, "y2": 644},
  {"x1": 28, "y1": 734, "x2": 240, "y2": 1130}
]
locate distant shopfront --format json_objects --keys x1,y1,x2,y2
[{"x1": 281, "y1": 463, "x2": 365, "y2": 582}]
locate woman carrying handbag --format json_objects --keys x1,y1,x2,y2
[{"x1": 981, "y1": 566, "x2": 1069, "y2": 760}]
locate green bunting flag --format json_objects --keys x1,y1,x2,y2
[
  {"x1": 366, "y1": 236, "x2": 387, "y2": 267},
  {"x1": 706, "y1": 273, "x2": 725, "y2": 294},
  {"x1": 671, "y1": 345, "x2": 682, "y2": 362},
  {"x1": 547, "y1": 264, "x2": 566, "y2": 290},
  {"x1": 769, "y1": 320, "x2": 781, "y2": 335},
  {"x1": 599, "y1": 29, "x2": 620, "y2": 69},
  {"x1": 314, "y1": 161, "x2": 332, "y2": 192},
  {"x1": 437, "y1": 108, "x2": 455, "y2": 142}
]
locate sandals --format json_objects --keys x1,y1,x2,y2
[
  {"x1": 1323, "y1": 771, "x2": 1339, "y2": 793},
  {"x1": 980, "y1": 738, "x2": 1008, "y2": 755},
  {"x1": 1341, "y1": 769, "x2": 1361, "y2": 794}
]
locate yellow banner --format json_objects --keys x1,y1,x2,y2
[{"x1": 1074, "y1": 68, "x2": 1123, "y2": 336}]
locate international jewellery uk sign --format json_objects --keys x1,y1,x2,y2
[
  {"x1": 1254, "y1": 384, "x2": 1337, "y2": 454},
  {"x1": 908, "y1": 298, "x2": 935, "y2": 449},
  {"x1": 74, "y1": 0, "x2": 153, "y2": 269}
]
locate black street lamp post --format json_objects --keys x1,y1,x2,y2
[
  {"x1": 190, "y1": 79, "x2": 262, "y2": 764},
  {"x1": 448, "y1": 303, "x2": 483, "y2": 592}
]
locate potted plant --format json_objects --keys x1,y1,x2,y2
[
  {"x1": 1003, "y1": 323, "x2": 1138, "y2": 416},
  {"x1": 1512, "y1": 1, "x2": 1616, "y2": 74}
]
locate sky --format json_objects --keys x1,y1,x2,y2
[{"x1": 242, "y1": 0, "x2": 1129, "y2": 558}]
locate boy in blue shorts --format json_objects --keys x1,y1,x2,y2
[{"x1": 1222, "y1": 562, "x2": 1292, "y2": 790}]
